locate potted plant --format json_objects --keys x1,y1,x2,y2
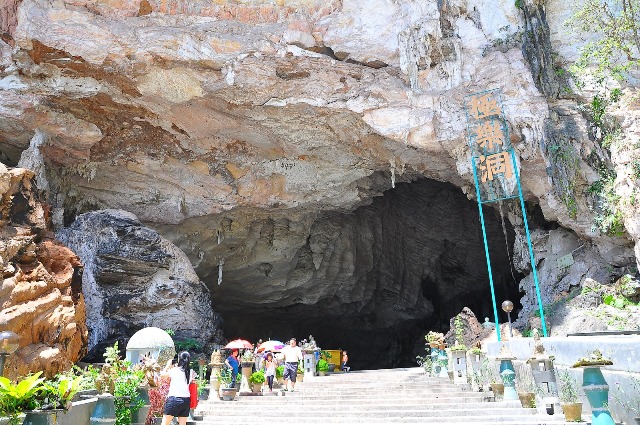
[
  {"x1": 558, "y1": 370, "x2": 582, "y2": 422},
  {"x1": 296, "y1": 364, "x2": 304, "y2": 383},
  {"x1": 217, "y1": 368, "x2": 236, "y2": 401},
  {"x1": 317, "y1": 359, "x2": 329, "y2": 377},
  {"x1": 248, "y1": 372, "x2": 265, "y2": 393},
  {"x1": 275, "y1": 366, "x2": 284, "y2": 385},
  {"x1": 516, "y1": 372, "x2": 537, "y2": 408},
  {"x1": 0, "y1": 372, "x2": 45, "y2": 425},
  {"x1": 487, "y1": 363, "x2": 504, "y2": 397},
  {"x1": 146, "y1": 376, "x2": 169, "y2": 425},
  {"x1": 426, "y1": 331, "x2": 444, "y2": 348}
]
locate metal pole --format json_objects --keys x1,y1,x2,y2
[
  {"x1": 507, "y1": 312, "x2": 513, "y2": 338},
  {"x1": 0, "y1": 353, "x2": 6, "y2": 376},
  {"x1": 510, "y1": 149, "x2": 548, "y2": 337},
  {"x1": 472, "y1": 157, "x2": 501, "y2": 341}
]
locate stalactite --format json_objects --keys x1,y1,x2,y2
[{"x1": 390, "y1": 158, "x2": 396, "y2": 189}]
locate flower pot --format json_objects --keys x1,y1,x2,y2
[
  {"x1": 296, "y1": 374, "x2": 303, "y2": 383},
  {"x1": 318, "y1": 371, "x2": 326, "y2": 377},
  {"x1": 198, "y1": 388, "x2": 209, "y2": 400},
  {"x1": 251, "y1": 383, "x2": 262, "y2": 393},
  {"x1": 518, "y1": 392, "x2": 535, "y2": 408},
  {"x1": 130, "y1": 404, "x2": 151, "y2": 425},
  {"x1": 219, "y1": 387, "x2": 237, "y2": 401},
  {"x1": 490, "y1": 383, "x2": 504, "y2": 397},
  {"x1": 24, "y1": 410, "x2": 63, "y2": 425},
  {"x1": 562, "y1": 402, "x2": 582, "y2": 422},
  {"x1": 328, "y1": 364, "x2": 336, "y2": 372}
]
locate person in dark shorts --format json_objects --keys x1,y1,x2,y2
[
  {"x1": 160, "y1": 351, "x2": 195, "y2": 425},
  {"x1": 280, "y1": 338, "x2": 303, "y2": 392}
]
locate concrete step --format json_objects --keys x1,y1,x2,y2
[
  {"x1": 196, "y1": 402, "x2": 531, "y2": 412},
  {"x1": 197, "y1": 407, "x2": 541, "y2": 417},
  {"x1": 196, "y1": 396, "x2": 486, "y2": 407},
  {"x1": 196, "y1": 415, "x2": 571, "y2": 425}
]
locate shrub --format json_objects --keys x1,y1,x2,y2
[
  {"x1": 249, "y1": 371, "x2": 265, "y2": 384},
  {"x1": 317, "y1": 359, "x2": 329, "y2": 372}
]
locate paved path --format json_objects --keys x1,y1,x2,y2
[{"x1": 194, "y1": 367, "x2": 579, "y2": 425}]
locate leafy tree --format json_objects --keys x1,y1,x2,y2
[{"x1": 566, "y1": 0, "x2": 640, "y2": 82}]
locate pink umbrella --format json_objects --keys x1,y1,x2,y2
[
  {"x1": 257, "y1": 340, "x2": 285, "y2": 353},
  {"x1": 224, "y1": 339, "x2": 253, "y2": 349}
]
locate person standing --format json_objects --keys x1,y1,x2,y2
[
  {"x1": 280, "y1": 338, "x2": 303, "y2": 392},
  {"x1": 341, "y1": 350, "x2": 350, "y2": 372},
  {"x1": 225, "y1": 349, "x2": 239, "y2": 388},
  {"x1": 263, "y1": 352, "x2": 277, "y2": 392},
  {"x1": 160, "y1": 351, "x2": 195, "y2": 425}
]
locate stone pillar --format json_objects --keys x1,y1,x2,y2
[
  {"x1": 239, "y1": 362, "x2": 253, "y2": 394},
  {"x1": 430, "y1": 345, "x2": 440, "y2": 377},
  {"x1": 303, "y1": 350, "x2": 317, "y2": 380},
  {"x1": 468, "y1": 352, "x2": 485, "y2": 390},
  {"x1": 581, "y1": 366, "x2": 615, "y2": 425},
  {"x1": 496, "y1": 343, "x2": 518, "y2": 402},
  {"x1": 527, "y1": 329, "x2": 560, "y2": 414},
  {"x1": 451, "y1": 349, "x2": 467, "y2": 385},
  {"x1": 437, "y1": 347, "x2": 448, "y2": 378}
]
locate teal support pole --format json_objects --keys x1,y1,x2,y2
[
  {"x1": 510, "y1": 150, "x2": 548, "y2": 337},
  {"x1": 471, "y1": 158, "x2": 501, "y2": 341}
]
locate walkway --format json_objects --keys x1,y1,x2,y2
[{"x1": 195, "y1": 367, "x2": 576, "y2": 424}]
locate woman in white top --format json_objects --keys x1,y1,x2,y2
[{"x1": 160, "y1": 351, "x2": 196, "y2": 425}]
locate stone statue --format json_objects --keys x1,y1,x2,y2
[{"x1": 210, "y1": 349, "x2": 223, "y2": 365}]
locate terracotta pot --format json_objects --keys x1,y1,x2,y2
[
  {"x1": 251, "y1": 383, "x2": 262, "y2": 393},
  {"x1": 296, "y1": 373, "x2": 304, "y2": 382},
  {"x1": 219, "y1": 387, "x2": 237, "y2": 401},
  {"x1": 562, "y1": 402, "x2": 582, "y2": 422},
  {"x1": 490, "y1": 382, "x2": 504, "y2": 397},
  {"x1": 518, "y1": 392, "x2": 535, "y2": 408}
]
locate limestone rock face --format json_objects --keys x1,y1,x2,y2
[
  {"x1": 56, "y1": 209, "x2": 222, "y2": 360},
  {"x1": 0, "y1": 164, "x2": 87, "y2": 379},
  {"x1": 0, "y1": 0, "x2": 639, "y2": 366}
]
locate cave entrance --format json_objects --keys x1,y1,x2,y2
[{"x1": 209, "y1": 178, "x2": 524, "y2": 370}]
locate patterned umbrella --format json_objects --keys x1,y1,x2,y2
[
  {"x1": 224, "y1": 339, "x2": 253, "y2": 349},
  {"x1": 257, "y1": 340, "x2": 285, "y2": 352}
]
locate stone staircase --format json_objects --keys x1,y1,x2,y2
[{"x1": 194, "y1": 367, "x2": 576, "y2": 425}]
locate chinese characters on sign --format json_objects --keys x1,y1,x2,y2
[{"x1": 464, "y1": 89, "x2": 518, "y2": 203}]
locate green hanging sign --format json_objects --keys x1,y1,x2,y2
[{"x1": 463, "y1": 88, "x2": 548, "y2": 340}]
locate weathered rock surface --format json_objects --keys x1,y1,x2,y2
[
  {"x1": 0, "y1": 164, "x2": 87, "y2": 379},
  {"x1": 56, "y1": 209, "x2": 222, "y2": 360},
  {"x1": 0, "y1": 0, "x2": 638, "y2": 366}
]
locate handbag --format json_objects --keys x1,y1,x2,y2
[{"x1": 188, "y1": 381, "x2": 198, "y2": 408}]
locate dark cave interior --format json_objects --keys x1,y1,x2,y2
[{"x1": 214, "y1": 178, "x2": 528, "y2": 370}]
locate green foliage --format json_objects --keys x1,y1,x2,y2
[
  {"x1": 70, "y1": 365, "x2": 100, "y2": 391},
  {"x1": 521, "y1": 327, "x2": 534, "y2": 338},
  {"x1": 416, "y1": 354, "x2": 433, "y2": 374},
  {"x1": 317, "y1": 359, "x2": 329, "y2": 372},
  {"x1": 195, "y1": 378, "x2": 208, "y2": 396},
  {"x1": 174, "y1": 338, "x2": 201, "y2": 352},
  {"x1": 591, "y1": 171, "x2": 626, "y2": 236},
  {"x1": 35, "y1": 375, "x2": 82, "y2": 411},
  {"x1": 0, "y1": 372, "x2": 44, "y2": 418},
  {"x1": 515, "y1": 0, "x2": 522, "y2": 9},
  {"x1": 319, "y1": 350, "x2": 332, "y2": 360},
  {"x1": 216, "y1": 367, "x2": 232, "y2": 387},
  {"x1": 249, "y1": 371, "x2": 265, "y2": 384},
  {"x1": 275, "y1": 366, "x2": 284, "y2": 379},
  {"x1": 565, "y1": 0, "x2": 640, "y2": 83},
  {"x1": 453, "y1": 315, "x2": 467, "y2": 350},
  {"x1": 164, "y1": 329, "x2": 175, "y2": 337},
  {"x1": 547, "y1": 142, "x2": 579, "y2": 219},
  {"x1": 558, "y1": 370, "x2": 580, "y2": 403}
]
